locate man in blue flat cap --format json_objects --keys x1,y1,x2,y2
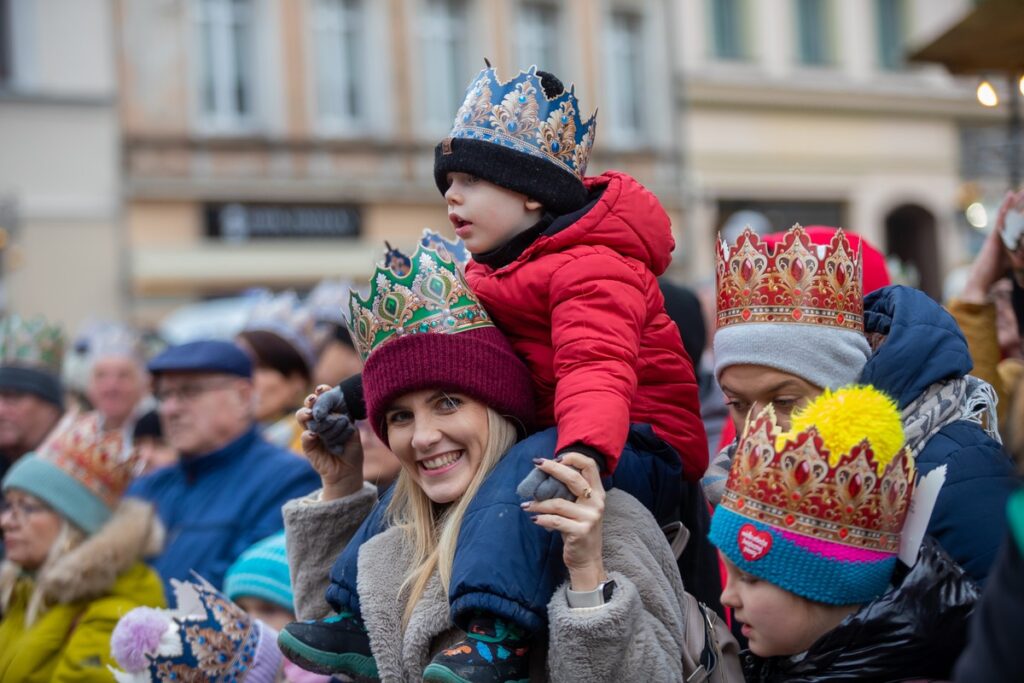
[{"x1": 127, "y1": 340, "x2": 320, "y2": 592}]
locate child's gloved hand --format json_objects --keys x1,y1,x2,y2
[
  {"x1": 517, "y1": 462, "x2": 574, "y2": 502},
  {"x1": 307, "y1": 385, "x2": 356, "y2": 456},
  {"x1": 517, "y1": 451, "x2": 600, "y2": 502}
]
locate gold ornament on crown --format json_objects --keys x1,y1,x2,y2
[
  {"x1": 448, "y1": 65, "x2": 598, "y2": 181},
  {"x1": 722, "y1": 403, "x2": 915, "y2": 554},
  {"x1": 347, "y1": 230, "x2": 492, "y2": 362},
  {"x1": 716, "y1": 224, "x2": 864, "y2": 332}
]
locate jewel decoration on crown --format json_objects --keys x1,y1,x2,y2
[
  {"x1": 716, "y1": 224, "x2": 864, "y2": 332},
  {"x1": 721, "y1": 391, "x2": 915, "y2": 556},
  {"x1": 0, "y1": 314, "x2": 64, "y2": 373},
  {"x1": 449, "y1": 65, "x2": 598, "y2": 181},
  {"x1": 348, "y1": 229, "x2": 492, "y2": 362}
]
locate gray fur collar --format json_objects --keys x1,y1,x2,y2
[
  {"x1": 357, "y1": 527, "x2": 456, "y2": 682},
  {"x1": 1, "y1": 498, "x2": 163, "y2": 605}
]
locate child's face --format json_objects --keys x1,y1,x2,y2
[
  {"x1": 235, "y1": 596, "x2": 294, "y2": 632},
  {"x1": 720, "y1": 557, "x2": 855, "y2": 658},
  {"x1": 445, "y1": 172, "x2": 543, "y2": 254}
]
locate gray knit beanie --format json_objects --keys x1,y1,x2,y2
[
  {"x1": 713, "y1": 322, "x2": 870, "y2": 390},
  {"x1": 713, "y1": 225, "x2": 871, "y2": 389}
]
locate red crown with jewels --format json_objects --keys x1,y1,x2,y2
[
  {"x1": 721, "y1": 402, "x2": 915, "y2": 554},
  {"x1": 716, "y1": 224, "x2": 864, "y2": 332}
]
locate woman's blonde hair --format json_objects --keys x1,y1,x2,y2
[
  {"x1": 0, "y1": 519, "x2": 85, "y2": 626},
  {"x1": 385, "y1": 406, "x2": 517, "y2": 627}
]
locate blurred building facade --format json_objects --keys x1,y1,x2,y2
[
  {"x1": 0, "y1": 0, "x2": 122, "y2": 326},
  {"x1": 676, "y1": 0, "x2": 998, "y2": 298},
  {"x1": 117, "y1": 0, "x2": 682, "y2": 326},
  {"x1": 0, "y1": 0, "x2": 1004, "y2": 328}
]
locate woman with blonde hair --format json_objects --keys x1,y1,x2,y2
[
  {"x1": 276, "y1": 241, "x2": 690, "y2": 682},
  {"x1": 0, "y1": 414, "x2": 165, "y2": 681}
]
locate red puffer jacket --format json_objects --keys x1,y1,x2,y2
[{"x1": 465, "y1": 171, "x2": 708, "y2": 480}]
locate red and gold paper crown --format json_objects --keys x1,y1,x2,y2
[
  {"x1": 716, "y1": 224, "x2": 864, "y2": 332},
  {"x1": 41, "y1": 413, "x2": 137, "y2": 508},
  {"x1": 721, "y1": 386, "x2": 915, "y2": 555}
]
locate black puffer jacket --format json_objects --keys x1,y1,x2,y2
[{"x1": 741, "y1": 537, "x2": 978, "y2": 682}]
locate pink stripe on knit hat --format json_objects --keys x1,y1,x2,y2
[{"x1": 778, "y1": 527, "x2": 894, "y2": 563}]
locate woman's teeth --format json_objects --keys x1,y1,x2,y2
[{"x1": 421, "y1": 451, "x2": 463, "y2": 470}]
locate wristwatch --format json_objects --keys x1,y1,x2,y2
[{"x1": 566, "y1": 579, "x2": 617, "y2": 608}]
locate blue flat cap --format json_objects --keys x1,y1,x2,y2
[{"x1": 148, "y1": 340, "x2": 252, "y2": 378}]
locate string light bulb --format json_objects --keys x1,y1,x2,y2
[{"x1": 977, "y1": 80, "x2": 999, "y2": 107}]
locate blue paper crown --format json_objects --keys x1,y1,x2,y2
[{"x1": 448, "y1": 65, "x2": 597, "y2": 181}]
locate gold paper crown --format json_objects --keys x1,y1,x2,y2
[
  {"x1": 722, "y1": 386, "x2": 915, "y2": 554},
  {"x1": 450, "y1": 65, "x2": 597, "y2": 181},
  {"x1": 40, "y1": 413, "x2": 136, "y2": 508},
  {"x1": 348, "y1": 230, "x2": 492, "y2": 362},
  {"x1": 716, "y1": 225, "x2": 864, "y2": 332}
]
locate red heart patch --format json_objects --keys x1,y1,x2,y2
[{"x1": 738, "y1": 524, "x2": 773, "y2": 561}]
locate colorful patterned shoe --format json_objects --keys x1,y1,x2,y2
[
  {"x1": 277, "y1": 612, "x2": 379, "y2": 681},
  {"x1": 422, "y1": 614, "x2": 530, "y2": 683}
]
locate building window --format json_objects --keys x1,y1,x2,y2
[
  {"x1": 875, "y1": 0, "x2": 905, "y2": 70},
  {"x1": 795, "y1": 0, "x2": 832, "y2": 66},
  {"x1": 710, "y1": 0, "x2": 747, "y2": 61},
  {"x1": 516, "y1": 1, "x2": 560, "y2": 73},
  {"x1": 606, "y1": 9, "x2": 644, "y2": 141},
  {"x1": 313, "y1": 0, "x2": 366, "y2": 131},
  {"x1": 195, "y1": 0, "x2": 256, "y2": 130},
  {"x1": 421, "y1": 0, "x2": 469, "y2": 129}
]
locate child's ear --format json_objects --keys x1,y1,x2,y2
[{"x1": 525, "y1": 198, "x2": 543, "y2": 211}]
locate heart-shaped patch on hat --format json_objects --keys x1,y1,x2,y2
[{"x1": 738, "y1": 523, "x2": 773, "y2": 561}]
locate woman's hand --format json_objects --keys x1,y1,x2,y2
[
  {"x1": 996, "y1": 188, "x2": 1024, "y2": 286},
  {"x1": 522, "y1": 452, "x2": 608, "y2": 592},
  {"x1": 962, "y1": 189, "x2": 1024, "y2": 302},
  {"x1": 297, "y1": 385, "x2": 364, "y2": 501}
]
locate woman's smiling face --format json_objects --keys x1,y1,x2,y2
[{"x1": 384, "y1": 389, "x2": 489, "y2": 504}]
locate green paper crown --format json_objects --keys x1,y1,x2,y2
[
  {"x1": 348, "y1": 230, "x2": 492, "y2": 361},
  {"x1": 0, "y1": 314, "x2": 65, "y2": 373}
]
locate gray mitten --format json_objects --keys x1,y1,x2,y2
[
  {"x1": 516, "y1": 461, "x2": 574, "y2": 502},
  {"x1": 308, "y1": 386, "x2": 356, "y2": 456}
]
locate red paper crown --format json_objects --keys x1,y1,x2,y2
[
  {"x1": 716, "y1": 224, "x2": 864, "y2": 332},
  {"x1": 42, "y1": 414, "x2": 136, "y2": 508},
  {"x1": 722, "y1": 404, "x2": 915, "y2": 554}
]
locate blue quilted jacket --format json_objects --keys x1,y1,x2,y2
[{"x1": 861, "y1": 286, "x2": 1018, "y2": 586}]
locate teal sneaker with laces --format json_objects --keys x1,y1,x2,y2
[{"x1": 277, "y1": 611, "x2": 379, "y2": 681}]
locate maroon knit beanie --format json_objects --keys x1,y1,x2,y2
[{"x1": 363, "y1": 326, "x2": 536, "y2": 444}]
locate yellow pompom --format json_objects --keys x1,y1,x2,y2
[{"x1": 774, "y1": 385, "x2": 904, "y2": 474}]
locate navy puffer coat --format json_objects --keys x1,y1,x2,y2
[{"x1": 860, "y1": 286, "x2": 1017, "y2": 585}]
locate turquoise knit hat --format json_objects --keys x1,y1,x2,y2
[{"x1": 224, "y1": 531, "x2": 293, "y2": 612}]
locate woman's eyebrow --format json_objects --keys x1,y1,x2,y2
[{"x1": 721, "y1": 379, "x2": 804, "y2": 396}]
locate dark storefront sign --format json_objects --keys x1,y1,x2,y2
[{"x1": 205, "y1": 203, "x2": 361, "y2": 241}]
